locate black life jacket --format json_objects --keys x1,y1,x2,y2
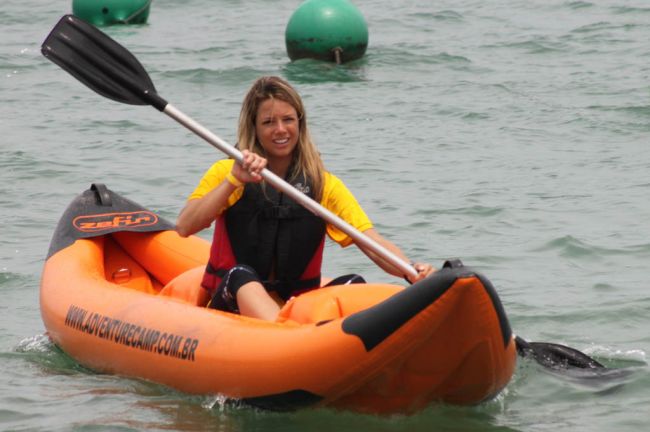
[{"x1": 202, "y1": 172, "x2": 326, "y2": 300}]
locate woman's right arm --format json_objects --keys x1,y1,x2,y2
[
  {"x1": 176, "y1": 150, "x2": 267, "y2": 237},
  {"x1": 175, "y1": 180, "x2": 239, "y2": 237}
]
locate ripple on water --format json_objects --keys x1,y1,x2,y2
[
  {"x1": 533, "y1": 235, "x2": 650, "y2": 259},
  {"x1": 161, "y1": 66, "x2": 268, "y2": 86},
  {"x1": 611, "y1": 5, "x2": 650, "y2": 15},
  {"x1": 282, "y1": 59, "x2": 368, "y2": 84},
  {"x1": 566, "y1": 1, "x2": 595, "y2": 10},
  {"x1": 418, "y1": 205, "x2": 505, "y2": 218}
]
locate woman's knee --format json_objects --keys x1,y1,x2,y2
[{"x1": 208, "y1": 265, "x2": 261, "y2": 313}]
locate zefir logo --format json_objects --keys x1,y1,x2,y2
[{"x1": 73, "y1": 211, "x2": 158, "y2": 233}]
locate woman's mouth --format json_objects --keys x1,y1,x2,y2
[{"x1": 273, "y1": 137, "x2": 290, "y2": 146}]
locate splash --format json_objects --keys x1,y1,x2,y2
[{"x1": 15, "y1": 333, "x2": 53, "y2": 353}]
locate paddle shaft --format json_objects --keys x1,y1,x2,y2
[{"x1": 164, "y1": 104, "x2": 419, "y2": 280}]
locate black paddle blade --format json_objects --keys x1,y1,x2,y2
[
  {"x1": 516, "y1": 335, "x2": 604, "y2": 369},
  {"x1": 515, "y1": 336, "x2": 641, "y2": 387},
  {"x1": 41, "y1": 15, "x2": 167, "y2": 111}
]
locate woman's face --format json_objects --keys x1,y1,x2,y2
[{"x1": 255, "y1": 98, "x2": 299, "y2": 161}]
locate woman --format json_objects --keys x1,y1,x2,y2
[{"x1": 176, "y1": 76, "x2": 434, "y2": 321}]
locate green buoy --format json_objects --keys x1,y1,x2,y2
[
  {"x1": 285, "y1": 0, "x2": 368, "y2": 64},
  {"x1": 72, "y1": 0, "x2": 152, "y2": 26}
]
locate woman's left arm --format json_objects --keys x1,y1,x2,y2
[{"x1": 356, "y1": 228, "x2": 435, "y2": 283}]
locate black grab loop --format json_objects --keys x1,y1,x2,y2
[
  {"x1": 442, "y1": 259, "x2": 464, "y2": 269},
  {"x1": 90, "y1": 183, "x2": 112, "y2": 206}
]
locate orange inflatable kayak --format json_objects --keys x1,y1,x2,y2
[{"x1": 40, "y1": 184, "x2": 516, "y2": 414}]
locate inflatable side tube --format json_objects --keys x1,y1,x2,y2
[{"x1": 342, "y1": 263, "x2": 512, "y2": 351}]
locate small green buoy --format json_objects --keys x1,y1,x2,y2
[
  {"x1": 285, "y1": 0, "x2": 368, "y2": 64},
  {"x1": 72, "y1": 0, "x2": 152, "y2": 26}
]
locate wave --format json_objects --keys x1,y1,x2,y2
[
  {"x1": 499, "y1": 39, "x2": 570, "y2": 54},
  {"x1": 419, "y1": 205, "x2": 505, "y2": 218},
  {"x1": 147, "y1": 45, "x2": 227, "y2": 58},
  {"x1": 0, "y1": 271, "x2": 23, "y2": 286},
  {"x1": 570, "y1": 21, "x2": 642, "y2": 34},
  {"x1": 160, "y1": 66, "x2": 266, "y2": 85},
  {"x1": 14, "y1": 334, "x2": 52, "y2": 353},
  {"x1": 282, "y1": 59, "x2": 368, "y2": 84},
  {"x1": 533, "y1": 235, "x2": 650, "y2": 258},
  {"x1": 566, "y1": 1, "x2": 594, "y2": 9},
  {"x1": 587, "y1": 104, "x2": 650, "y2": 118},
  {"x1": 583, "y1": 345, "x2": 647, "y2": 367},
  {"x1": 368, "y1": 46, "x2": 471, "y2": 68},
  {"x1": 11, "y1": 334, "x2": 94, "y2": 375},
  {"x1": 425, "y1": 10, "x2": 464, "y2": 22},
  {"x1": 611, "y1": 6, "x2": 650, "y2": 15}
]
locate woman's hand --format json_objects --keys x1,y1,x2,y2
[
  {"x1": 356, "y1": 228, "x2": 437, "y2": 284},
  {"x1": 407, "y1": 262, "x2": 435, "y2": 283},
  {"x1": 232, "y1": 150, "x2": 267, "y2": 184}
]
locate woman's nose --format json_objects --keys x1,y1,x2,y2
[{"x1": 274, "y1": 119, "x2": 286, "y2": 132}]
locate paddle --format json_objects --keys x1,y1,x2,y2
[
  {"x1": 41, "y1": 14, "x2": 418, "y2": 280},
  {"x1": 515, "y1": 335, "x2": 604, "y2": 369},
  {"x1": 41, "y1": 15, "x2": 616, "y2": 377}
]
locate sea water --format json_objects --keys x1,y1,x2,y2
[{"x1": 1, "y1": 0, "x2": 649, "y2": 430}]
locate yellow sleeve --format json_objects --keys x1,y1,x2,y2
[
  {"x1": 187, "y1": 159, "x2": 242, "y2": 208},
  {"x1": 321, "y1": 172, "x2": 373, "y2": 247}
]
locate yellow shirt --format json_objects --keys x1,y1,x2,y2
[{"x1": 188, "y1": 159, "x2": 373, "y2": 247}]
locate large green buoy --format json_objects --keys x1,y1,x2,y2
[
  {"x1": 285, "y1": 0, "x2": 368, "y2": 64},
  {"x1": 72, "y1": 0, "x2": 152, "y2": 26}
]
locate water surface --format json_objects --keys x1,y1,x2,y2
[{"x1": 1, "y1": 0, "x2": 649, "y2": 430}]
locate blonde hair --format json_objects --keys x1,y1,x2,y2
[{"x1": 237, "y1": 76, "x2": 324, "y2": 201}]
